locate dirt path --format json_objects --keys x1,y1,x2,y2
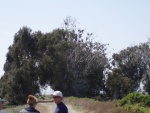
[{"x1": 36, "y1": 102, "x2": 83, "y2": 113}]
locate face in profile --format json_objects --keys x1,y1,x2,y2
[{"x1": 52, "y1": 96, "x2": 62, "y2": 104}]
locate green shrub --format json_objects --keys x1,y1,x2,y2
[
  {"x1": 117, "y1": 92, "x2": 150, "y2": 113},
  {"x1": 118, "y1": 92, "x2": 150, "y2": 107}
]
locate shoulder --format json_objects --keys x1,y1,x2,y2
[
  {"x1": 61, "y1": 102, "x2": 67, "y2": 108},
  {"x1": 0, "y1": 111, "x2": 6, "y2": 113},
  {"x1": 31, "y1": 107, "x2": 40, "y2": 113},
  {"x1": 20, "y1": 107, "x2": 40, "y2": 113},
  {"x1": 19, "y1": 109, "x2": 28, "y2": 113},
  {"x1": 59, "y1": 102, "x2": 68, "y2": 112}
]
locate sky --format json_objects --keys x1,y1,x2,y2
[{"x1": 0, "y1": 0, "x2": 150, "y2": 93}]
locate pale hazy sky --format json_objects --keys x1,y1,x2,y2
[{"x1": 1, "y1": 0, "x2": 150, "y2": 78}]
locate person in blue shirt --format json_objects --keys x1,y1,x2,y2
[
  {"x1": 52, "y1": 91, "x2": 68, "y2": 113},
  {"x1": 0, "y1": 98, "x2": 5, "y2": 113}
]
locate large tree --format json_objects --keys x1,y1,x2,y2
[
  {"x1": 0, "y1": 18, "x2": 109, "y2": 104},
  {"x1": 0, "y1": 27, "x2": 40, "y2": 104},
  {"x1": 110, "y1": 43, "x2": 150, "y2": 95},
  {"x1": 36, "y1": 17, "x2": 110, "y2": 97}
]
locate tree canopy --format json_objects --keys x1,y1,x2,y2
[
  {"x1": 0, "y1": 18, "x2": 150, "y2": 104},
  {"x1": 0, "y1": 18, "x2": 109, "y2": 104}
]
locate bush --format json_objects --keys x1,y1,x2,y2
[
  {"x1": 118, "y1": 92, "x2": 150, "y2": 107},
  {"x1": 117, "y1": 92, "x2": 150, "y2": 113}
]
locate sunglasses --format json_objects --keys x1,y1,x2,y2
[{"x1": 52, "y1": 96, "x2": 60, "y2": 98}]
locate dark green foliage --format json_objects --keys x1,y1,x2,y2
[
  {"x1": 0, "y1": 18, "x2": 109, "y2": 104},
  {"x1": 2, "y1": 17, "x2": 150, "y2": 104},
  {"x1": 0, "y1": 27, "x2": 40, "y2": 104},
  {"x1": 0, "y1": 18, "x2": 150, "y2": 104},
  {"x1": 35, "y1": 17, "x2": 109, "y2": 97},
  {"x1": 106, "y1": 68, "x2": 135, "y2": 99},
  {"x1": 111, "y1": 44, "x2": 150, "y2": 94}
]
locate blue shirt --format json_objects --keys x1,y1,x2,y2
[{"x1": 54, "y1": 102, "x2": 68, "y2": 113}]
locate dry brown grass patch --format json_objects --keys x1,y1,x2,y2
[{"x1": 65, "y1": 97, "x2": 123, "y2": 113}]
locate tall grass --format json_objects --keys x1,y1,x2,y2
[
  {"x1": 4, "y1": 105, "x2": 26, "y2": 113},
  {"x1": 65, "y1": 97, "x2": 123, "y2": 113}
]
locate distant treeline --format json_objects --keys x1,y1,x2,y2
[{"x1": 0, "y1": 17, "x2": 150, "y2": 104}]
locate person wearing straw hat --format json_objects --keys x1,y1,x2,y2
[
  {"x1": 51, "y1": 91, "x2": 68, "y2": 113},
  {"x1": 19, "y1": 95, "x2": 40, "y2": 113},
  {"x1": 0, "y1": 98, "x2": 5, "y2": 113}
]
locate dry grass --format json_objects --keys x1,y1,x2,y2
[
  {"x1": 65, "y1": 97, "x2": 123, "y2": 113},
  {"x1": 36, "y1": 103, "x2": 48, "y2": 112},
  {"x1": 4, "y1": 105, "x2": 27, "y2": 113}
]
